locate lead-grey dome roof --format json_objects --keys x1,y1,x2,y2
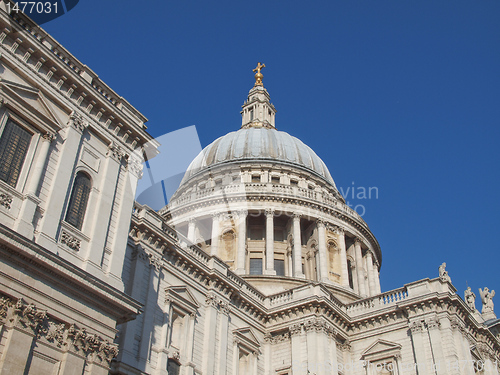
[{"x1": 180, "y1": 127, "x2": 336, "y2": 187}]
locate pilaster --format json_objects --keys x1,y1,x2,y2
[
  {"x1": 264, "y1": 208, "x2": 276, "y2": 275},
  {"x1": 293, "y1": 213, "x2": 304, "y2": 278},
  {"x1": 317, "y1": 220, "x2": 328, "y2": 282}
]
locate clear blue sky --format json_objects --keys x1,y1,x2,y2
[{"x1": 43, "y1": 1, "x2": 500, "y2": 304}]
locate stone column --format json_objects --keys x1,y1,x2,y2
[
  {"x1": 365, "y1": 251, "x2": 376, "y2": 296},
  {"x1": 236, "y1": 210, "x2": 247, "y2": 275},
  {"x1": 265, "y1": 209, "x2": 276, "y2": 275},
  {"x1": 16, "y1": 133, "x2": 54, "y2": 238},
  {"x1": 217, "y1": 303, "x2": 230, "y2": 375},
  {"x1": 85, "y1": 143, "x2": 123, "y2": 273},
  {"x1": 335, "y1": 227, "x2": 349, "y2": 287},
  {"x1": 155, "y1": 296, "x2": 171, "y2": 375},
  {"x1": 108, "y1": 156, "x2": 143, "y2": 287},
  {"x1": 426, "y1": 317, "x2": 449, "y2": 375},
  {"x1": 184, "y1": 313, "x2": 196, "y2": 375},
  {"x1": 38, "y1": 112, "x2": 87, "y2": 244},
  {"x1": 293, "y1": 214, "x2": 305, "y2": 278},
  {"x1": 290, "y1": 323, "x2": 303, "y2": 372},
  {"x1": 409, "y1": 321, "x2": 432, "y2": 375},
  {"x1": 202, "y1": 293, "x2": 219, "y2": 374},
  {"x1": 373, "y1": 260, "x2": 382, "y2": 294},
  {"x1": 138, "y1": 260, "x2": 161, "y2": 368},
  {"x1": 27, "y1": 133, "x2": 54, "y2": 195},
  {"x1": 187, "y1": 218, "x2": 196, "y2": 243},
  {"x1": 354, "y1": 238, "x2": 367, "y2": 296},
  {"x1": 317, "y1": 220, "x2": 328, "y2": 282},
  {"x1": 210, "y1": 213, "x2": 220, "y2": 256}
]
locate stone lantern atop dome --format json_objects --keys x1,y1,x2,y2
[{"x1": 241, "y1": 63, "x2": 277, "y2": 129}]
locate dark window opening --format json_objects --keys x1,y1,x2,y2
[
  {"x1": 274, "y1": 259, "x2": 285, "y2": 276},
  {"x1": 0, "y1": 120, "x2": 32, "y2": 187},
  {"x1": 249, "y1": 258, "x2": 263, "y2": 275},
  {"x1": 65, "y1": 172, "x2": 91, "y2": 230}
]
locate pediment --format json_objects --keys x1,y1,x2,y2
[
  {"x1": 233, "y1": 327, "x2": 260, "y2": 353},
  {"x1": 165, "y1": 285, "x2": 199, "y2": 315},
  {"x1": 0, "y1": 79, "x2": 65, "y2": 128},
  {"x1": 361, "y1": 339, "x2": 402, "y2": 360}
]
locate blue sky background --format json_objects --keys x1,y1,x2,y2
[{"x1": 43, "y1": 1, "x2": 500, "y2": 306}]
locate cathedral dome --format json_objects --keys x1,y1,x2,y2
[{"x1": 180, "y1": 127, "x2": 336, "y2": 187}]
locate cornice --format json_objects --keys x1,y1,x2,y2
[{"x1": 0, "y1": 9, "x2": 156, "y2": 154}]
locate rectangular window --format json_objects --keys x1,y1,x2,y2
[
  {"x1": 274, "y1": 259, "x2": 285, "y2": 276},
  {"x1": 249, "y1": 258, "x2": 263, "y2": 275},
  {"x1": 290, "y1": 179, "x2": 298, "y2": 186},
  {"x1": 271, "y1": 176, "x2": 280, "y2": 184},
  {"x1": 274, "y1": 228, "x2": 284, "y2": 242},
  {"x1": 249, "y1": 227, "x2": 263, "y2": 240},
  {"x1": 252, "y1": 175, "x2": 260, "y2": 183},
  {"x1": 0, "y1": 120, "x2": 32, "y2": 187}
]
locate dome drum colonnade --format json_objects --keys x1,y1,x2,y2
[{"x1": 163, "y1": 64, "x2": 381, "y2": 299}]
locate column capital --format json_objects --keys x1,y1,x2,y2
[
  {"x1": 235, "y1": 209, "x2": 248, "y2": 219},
  {"x1": 265, "y1": 208, "x2": 275, "y2": 217},
  {"x1": 365, "y1": 249, "x2": 374, "y2": 258},
  {"x1": 42, "y1": 132, "x2": 55, "y2": 142},
  {"x1": 107, "y1": 142, "x2": 126, "y2": 162},
  {"x1": 332, "y1": 225, "x2": 345, "y2": 235},
  {"x1": 292, "y1": 212, "x2": 301, "y2": 220},
  {"x1": 67, "y1": 111, "x2": 88, "y2": 133},
  {"x1": 354, "y1": 237, "x2": 363, "y2": 245},
  {"x1": 211, "y1": 211, "x2": 222, "y2": 220},
  {"x1": 316, "y1": 218, "x2": 326, "y2": 228},
  {"x1": 188, "y1": 217, "x2": 196, "y2": 224}
]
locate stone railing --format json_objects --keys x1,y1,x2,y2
[
  {"x1": 170, "y1": 182, "x2": 363, "y2": 223},
  {"x1": 346, "y1": 287, "x2": 408, "y2": 316}
]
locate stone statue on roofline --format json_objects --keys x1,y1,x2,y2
[
  {"x1": 464, "y1": 287, "x2": 476, "y2": 311},
  {"x1": 439, "y1": 262, "x2": 451, "y2": 282},
  {"x1": 479, "y1": 287, "x2": 496, "y2": 320}
]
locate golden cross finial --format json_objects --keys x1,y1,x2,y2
[{"x1": 253, "y1": 62, "x2": 266, "y2": 86}]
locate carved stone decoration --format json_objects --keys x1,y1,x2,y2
[
  {"x1": 107, "y1": 142, "x2": 125, "y2": 162},
  {"x1": 67, "y1": 111, "x2": 88, "y2": 132},
  {"x1": 289, "y1": 323, "x2": 302, "y2": 337},
  {"x1": 42, "y1": 132, "x2": 55, "y2": 143},
  {"x1": 0, "y1": 192, "x2": 13, "y2": 210},
  {"x1": 479, "y1": 287, "x2": 496, "y2": 319},
  {"x1": 426, "y1": 317, "x2": 441, "y2": 330},
  {"x1": 13, "y1": 298, "x2": 49, "y2": 337},
  {"x1": 265, "y1": 331, "x2": 290, "y2": 344},
  {"x1": 409, "y1": 321, "x2": 424, "y2": 333},
  {"x1": 60, "y1": 230, "x2": 81, "y2": 251},
  {"x1": 0, "y1": 296, "x2": 12, "y2": 320},
  {"x1": 128, "y1": 155, "x2": 144, "y2": 179},
  {"x1": 464, "y1": 287, "x2": 477, "y2": 311},
  {"x1": 205, "y1": 292, "x2": 219, "y2": 308},
  {"x1": 439, "y1": 262, "x2": 451, "y2": 282}
]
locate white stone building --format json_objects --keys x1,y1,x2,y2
[{"x1": 0, "y1": 2, "x2": 498, "y2": 375}]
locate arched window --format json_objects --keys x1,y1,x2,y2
[
  {"x1": 0, "y1": 120, "x2": 32, "y2": 188},
  {"x1": 65, "y1": 172, "x2": 91, "y2": 230}
]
